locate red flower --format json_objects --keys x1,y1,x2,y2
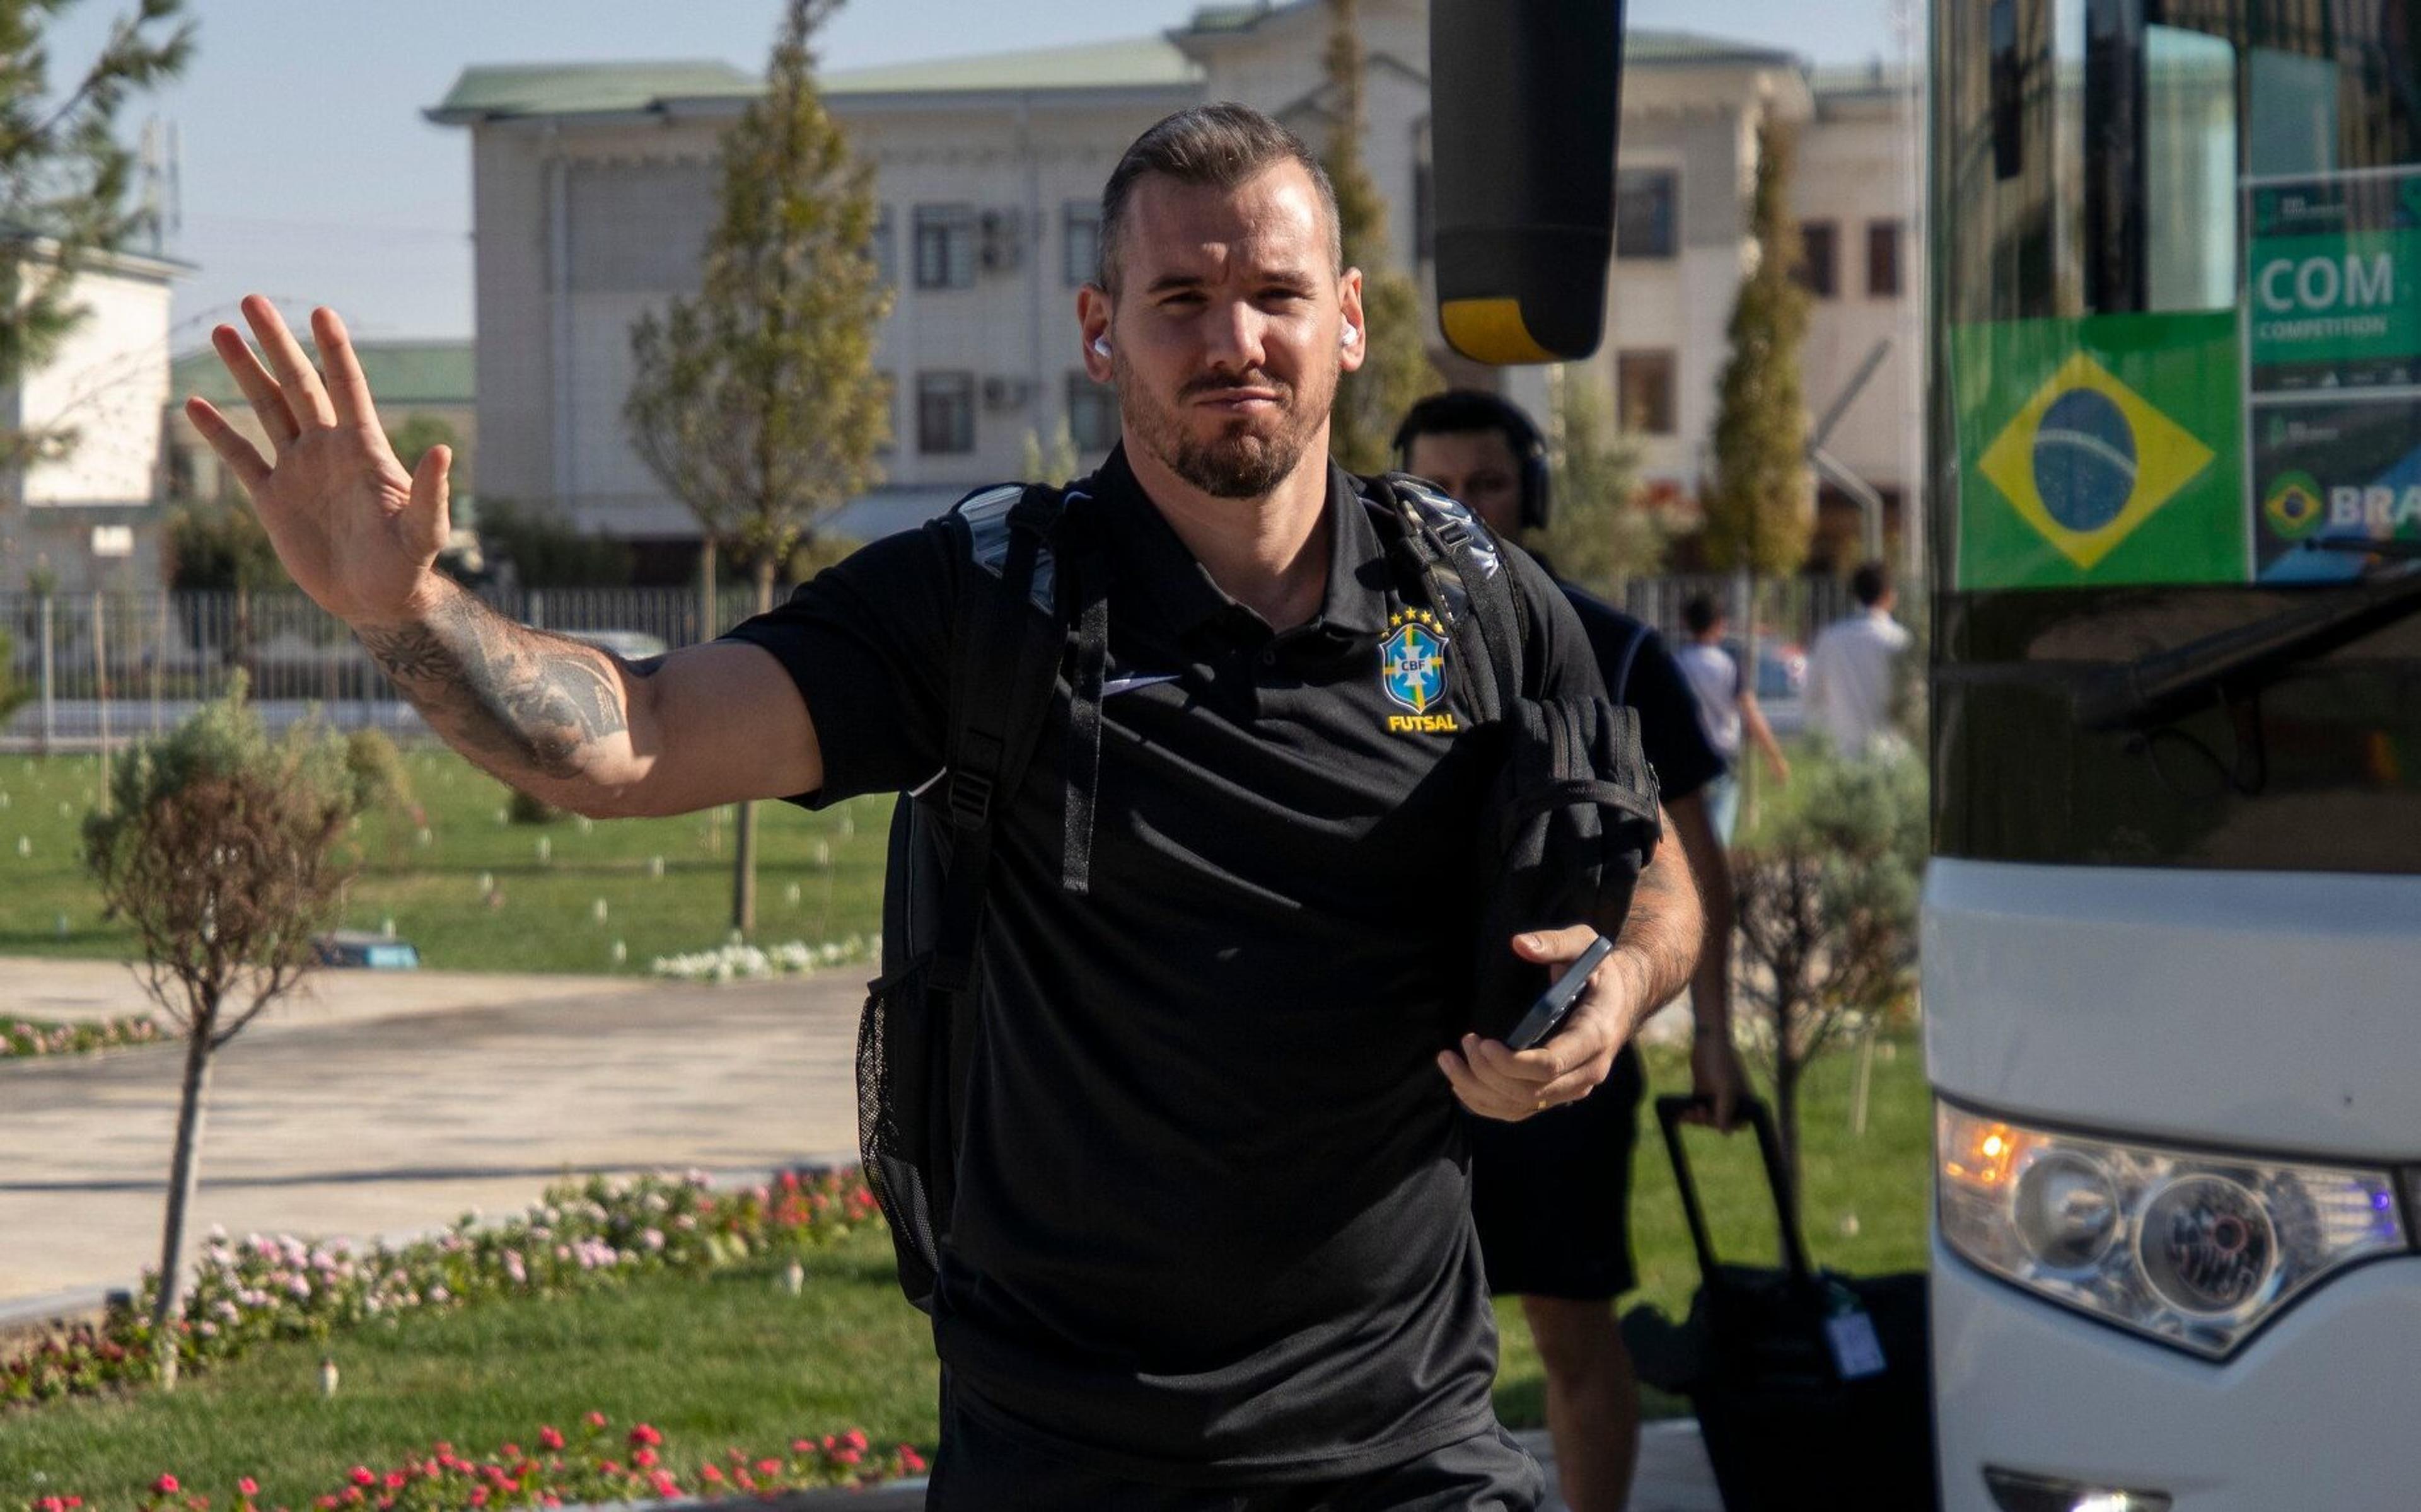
[
  {"x1": 631, "y1": 1449, "x2": 657, "y2": 1470},
  {"x1": 901, "y1": 1445, "x2": 928, "y2": 1474},
  {"x1": 836, "y1": 1448, "x2": 862, "y2": 1467},
  {"x1": 499, "y1": 1445, "x2": 521, "y2": 1462},
  {"x1": 537, "y1": 1426, "x2": 565, "y2": 1452},
  {"x1": 382, "y1": 1472, "x2": 405, "y2": 1491},
  {"x1": 238, "y1": 1480, "x2": 259, "y2": 1498},
  {"x1": 155, "y1": 1475, "x2": 182, "y2": 1495},
  {"x1": 755, "y1": 1459, "x2": 781, "y2": 1476},
  {"x1": 791, "y1": 1440, "x2": 814, "y2": 1454},
  {"x1": 467, "y1": 1491, "x2": 487, "y2": 1509},
  {"x1": 699, "y1": 1465, "x2": 724, "y2": 1484},
  {"x1": 626, "y1": 1423, "x2": 663, "y2": 1448},
  {"x1": 649, "y1": 1472, "x2": 679, "y2": 1499},
  {"x1": 584, "y1": 1411, "x2": 607, "y2": 1429},
  {"x1": 347, "y1": 1469, "x2": 374, "y2": 1489},
  {"x1": 842, "y1": 1429, "x2": 869, "y2": 1453}
]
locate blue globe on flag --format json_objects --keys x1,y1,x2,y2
[{"x1": 2033, "y1": 388, "x2": 2138, "y2": 533}]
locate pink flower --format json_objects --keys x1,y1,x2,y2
[
  {"x1": 383, "y1": 1472, "x2": 405, "y2": 1491},
  {"x1": 842, "y1": 1429, "x2": 868, "y2": 1453},
  {"x1": 699, "y1": 1465, "x2": 724, "y2": 1484},
  {"x1": 627, "y1": 1423, "x2": 663, "y2": 1448},
  {"x1": 631, "y1": 1449, "x2": 658, "y2": 1470},
  {"x1": 348, "y1": 1469, "x2": 374, "y2": 1489},
  {"x1": 755, "y1": 1458, "x2": 781, "y2": 1476},
  {"x1": 901, "y1": 1445, "x2": 928, "y2": 1474},
  {"x1": 156, "y1": 1475, "x2": 182, "y2": 1495},
  {"x1": 537, "y1": 1426, "x2": 564, "y2": 1452},
  {"x1": 649, "y1": 1472, "x2": 679, "y2": 1498},
  {"x1": 584, "y1": 1411, "x2": 607, "y2": 1429},
  {"x1": 238, "y1": 1479, "x2": 259, "y2": 1497}
]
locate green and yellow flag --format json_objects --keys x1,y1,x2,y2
[{"x1": 1953, "y1": 311, "x2": 2246, "y2": 589}]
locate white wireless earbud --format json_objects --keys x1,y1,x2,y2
[
  {"x1": 1341, "y1": 326, "x2": 1361, "y2": 347},
  {"x1": 1091, "y1": 334, "x2": 1113, "y2": 358}
]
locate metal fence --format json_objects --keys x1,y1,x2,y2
[{"x1": 0, "y1": 575, "x2": 1858, "y2": 751}]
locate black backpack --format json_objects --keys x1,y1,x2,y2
[{"x1": 855, "y1": 472, "x2": 1660, "y2": 1313}]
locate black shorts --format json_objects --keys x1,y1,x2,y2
[
  {"x1": 927, "y1": 1382, "x2": 1543, "y2": 1511},
  {"x1": 1466, "y1": 1044, "x2": 1647, "y2": 1301}
]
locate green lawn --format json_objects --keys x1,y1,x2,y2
[
  {"x1": 3, "y1": 1035, "x2": 1931, "y2": 1507},
  {"x1": 0, "y1": 1238, "x2": 935, "y2": 1511},
  {"x1": 0, "y1": 751, "x2": 891, "y2": 975}
]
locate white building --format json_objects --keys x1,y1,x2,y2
[
  {"x1": 427, "y1": 3, "x2": 1921, "y2": 580},
  {"x1": 0, "y1": 239, "x2": 183, "y2": 592}
]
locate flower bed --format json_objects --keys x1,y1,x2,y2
[
  {"x1": 23, "y1": 1412, "x2": 923, "y2": 1512},
  {"x1": 647, "y1": 937, "x2": 876, "y2": 984},
  {"x1": 1, "y1": 1017, "x2": 165, "y2": 1061},
  {"x1": 3, "y1": 1169, "x2": 880, "y2": 1410}
]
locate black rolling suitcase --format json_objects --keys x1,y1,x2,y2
[{"x1": 1619, "y1": 1095, "x2": 1938, "y2": 1511}]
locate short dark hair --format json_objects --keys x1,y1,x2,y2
[
  {"x1": 1851, "y1": 560, "x2": 1892, "y2": 606},
  {"x1": 1097, "y1": 103, "x2": 1341, "y2": 291},
  {"x1": 1682, "y1": 593, "x2": 1722, "y2": 636},
  {"x1": 1390, "y1": 390, "x2": 1543, "y2": 467}
]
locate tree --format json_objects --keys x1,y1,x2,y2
[
  {"x1": 1703, "y1": 117, "x2": 1814, "y2": 580},
  {"x1": 0, "y1": 0, "x2": 192, "y2": 483},
  {"x1": 1321, "y1": 0, "x2": 1437, "y2": 475},
  {"x1": 625, "y1": 0, "x2": 891, "y2": 939},
  {"x1": 1702, "y1": 117, "x2": 1814, "y2": 829},
  {"x1": 81, "y1": 678, "x2": 367, "y2": 1388},
  {"x1": 469, "y1": 497, "x2": 634, "y2": 589},
  {"x1": 1729, "y1": 748, "x2": 1924, "y2": 1194},
  {"x1": 1539, "y1": 367, "x2": 1663, "y2": 595},
  {"x1": 385, "y1": 415, "x2": 461, "y2": 490}
]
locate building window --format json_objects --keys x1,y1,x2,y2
[
  {"x1": 872, "y1": 372, "x2": 897, "y2": 456},
  {"x1": 1064, "y1": 202, "x2": 1101, "y2": 288},
  {"x1": 1799, "y1": 221, "x2": 1839, "y2": 298},
  {"x1": 1067, "y1": 372, "x2": 1118, "y2": 452},
  {"x1": 1867, "y1": 218, "x2": 1903, "y2": 297},
  {"x1": 1615, "y1": 169, "x2": 1678, "y2": 258},
  {"x1": 871, "y1": 207, "x2": 897, "y2": 287},
  {"x1": 1616, "y1": 350, "x2": 1676, "y2": 436},
  {"x1": 917, "y1": 371, "x2": 976, "y2": 454},
  {"x1": 914, "y1": 204, "x2": 977, "y2": 290}
]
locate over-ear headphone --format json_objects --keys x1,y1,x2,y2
[
  {"x1": 1390, "y1": 390, "x2": 1552, "y2": 531},
  {"x1": 1091, "y1": 334, "x2": 1112, "y2": 358}
]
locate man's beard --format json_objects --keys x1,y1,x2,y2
[{"x1": 1115, "y1": 355, "x2": 1336, "y2": 500}]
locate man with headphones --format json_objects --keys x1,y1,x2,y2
[{"x1": 1394, "y1": 390, "x2": 1748, "y2": 1512}]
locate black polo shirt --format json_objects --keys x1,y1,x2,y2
[
  {"x1": 720, "y1": 444, "x2": 1600, "y2": 1484},
  {"x1": 1559, "y1": 587, "x2": 1724, "y2": 804}
]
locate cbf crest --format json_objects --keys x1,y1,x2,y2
[{"x1": 1381, "y1": 609, "x2": 1460, "y2": 734}]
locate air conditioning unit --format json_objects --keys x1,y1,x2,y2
[
  {"x1": 979, "y1": 209, "x2": 1025, "y2": 272},
  {"x1": 982, "y1": 376, "x2": 1034, "y2": 410}
]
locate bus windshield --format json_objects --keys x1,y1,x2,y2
[{"x1": 1932, "y1": 0, "x2": 2421, "y2": 873}]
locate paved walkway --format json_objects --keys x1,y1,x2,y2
[
  {"x1": 0, "y1": 955, "x2": 1719, "y2": 1506},
  {"x1": 0, "y1": 959, "x2": 862, "y2": 1305}
]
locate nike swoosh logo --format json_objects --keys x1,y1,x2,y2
[{"x1": 1102, "y1": 674, "x2": 1181, "y2": 696}]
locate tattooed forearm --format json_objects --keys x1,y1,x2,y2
[
  {"x1": 355, "y1": 583, "x2": 637, "y2": 785},
  {"x1": 1601, "y1": 816, "x2": 1705, "y2": 1028}
]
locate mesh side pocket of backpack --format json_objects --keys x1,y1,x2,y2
[{"x1": 857, "y1": 956, "x2": 943, "y2": 1312}]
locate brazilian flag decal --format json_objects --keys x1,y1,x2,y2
[{"x1": 1954, "y1": 311, "x2": 2247, "y2": 589}]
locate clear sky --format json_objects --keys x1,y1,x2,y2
[{"x1": 47, "y1": 0, "x2": 1905, "y2": 350}]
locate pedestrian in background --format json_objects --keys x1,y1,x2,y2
[
  {"x1": 1804, "y1": 561, "x2": 1913, "y2": 760},
  {"x1": 1673, "y1": 592, "x2": 1791, "y2": 845}
]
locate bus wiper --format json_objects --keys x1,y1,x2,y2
[{"x1": 2072, "y1": 562, "x2": 2421, "y2": 732}]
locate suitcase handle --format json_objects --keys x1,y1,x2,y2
[{"x1": 1652, "y1": 1094, "x2": 1815, "y2": 1290}]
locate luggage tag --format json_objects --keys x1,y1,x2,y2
[{"x1": 1823, "y1": 1306, "x2": 1888, "y2": 1380}]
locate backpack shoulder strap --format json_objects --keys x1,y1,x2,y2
[
  {"x1": 1374, "y1": 472, "x2": 1531, "y2": 720},
  {"x1": 929, "y1": 482, "x2": 1070, "y2": 993}
]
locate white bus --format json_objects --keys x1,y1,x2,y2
[{"x1": 1926, "y1": 3, "x2": 2421, "y2": 1508}]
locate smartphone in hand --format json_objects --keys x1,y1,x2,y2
[{"x1": 1504, "y1": 933, "x2": 1615, "y2": 1050}]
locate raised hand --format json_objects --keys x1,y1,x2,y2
[{"x1": 183, "y1": 296, "x2": 453, "y2": 627}]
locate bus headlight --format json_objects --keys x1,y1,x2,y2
[{"x1": 1937, "y1": 1104, "x2": 2409, "y2": 1358}]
